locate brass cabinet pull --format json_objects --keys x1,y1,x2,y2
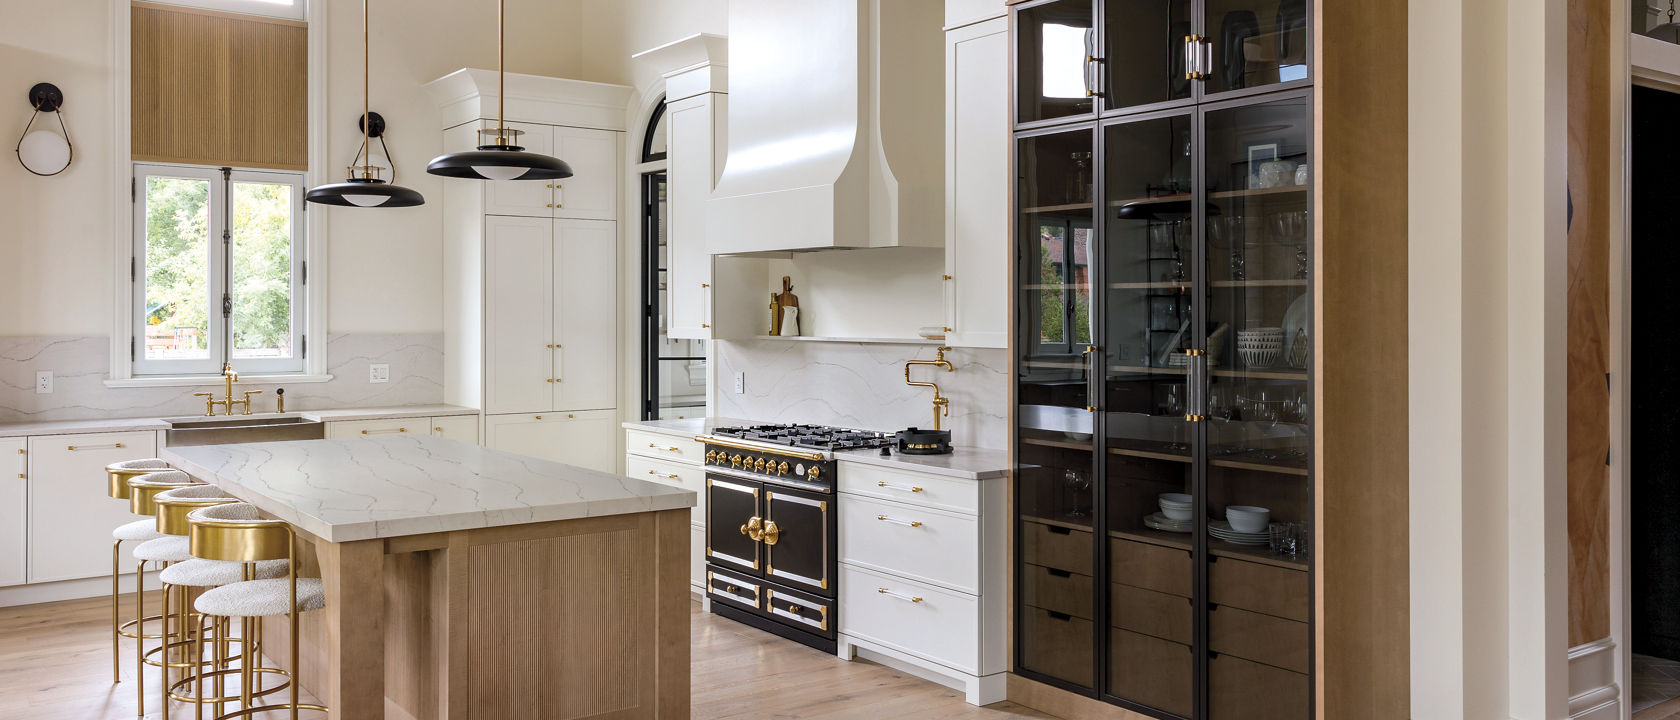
[
  {"x1": 67, "y1": 443, "x2": 124, "y2": 451},
  {"x1": 535, "y1": 415, "x2": 543, "y2": 420},
  {"x1": 361, "y1": 428, "x2": 407, "y2": 435},
  {"x1": 876, "y1": 481, "x2": 923, "y2": 493},
  {"x1": 701, "y1": 283, "x2": 710, "y2": 288},
  {"x1": 875, "y1": 514, "x2": 923, "y2": 528},
  {"x1": 650, "y1": 443, "x2": 681, "y2": 452},
  {"x1": 876, "y1": 587, "x2": 923, "y2": 604},
  {"x1": 741, "y1": 516, "x2": 764, "y2": 541},
  {"x1": 760, "y1": 520, "x2": 780, "y2": 546},
  {"x1": 434, "y1": 427, "x2": 444, "y2": 433},
  {"x1": 647, "y1": 470, "x2": 680, "y2": 479}
]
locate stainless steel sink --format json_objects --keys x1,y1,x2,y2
[{"x1": 164, "y1": 415, "x2": 325, "y2": 446}]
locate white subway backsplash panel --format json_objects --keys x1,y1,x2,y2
[
  {"x1": 0, "y1": 334, "x2": 445, "y2": 423},
  {"x1": 714, "y1": 340, "x2": 1009, "y2": 449}
]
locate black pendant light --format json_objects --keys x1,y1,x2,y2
[
  {"x1": 305, "y1": 0, "x2": 424, "y2": 208},
  {"x1": 425, "y1": 0, "x2": 573, "y2": 181}
]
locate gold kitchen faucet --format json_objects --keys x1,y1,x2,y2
[
  {"x1": 194, "y1": 363, "x2": 263, "y2": 416},
  {"x1": 904, "y1": 347, "x2": 955, "y2": 431}
]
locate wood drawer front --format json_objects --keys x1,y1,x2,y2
[
  {"x1": 1109, "y1": 627, "x2": 1194, "y2": 719},
  {"x1": 836, "y1": 462, "x2": 979, "y2": 515},
  {"x1": 1209, "y1": 653, "x2": 1310, "y2": 720},
  {"x1": 325, "y1": 418, "x2": 423, "y2": 439},
  {"x1": 1020, "y1": 519, "x2": 1093, "y2": 575},
  {"x1": 839, "y1": 564, "x2": 981, "y2": 674},
  {"x1": 1109, "y1": 537, "x2": 1192, "y2": 598},
  {"x1": 1111, "y1": 582, "x2": 1193, "y2": 646},
  {"x1": 1018, "y1": 606, "x2": 1094, "y2": 688},
  {"x1": 1209, "y1": 604, "x2": 1308, "y2": 674},
  {"x1": 625, "y1": 429, "x2": 702, "y2": 464},
  {"x1": 1020, "y1": 563, "x2": 1092, "y2": 620},
  {"x1": 1209, "y1": 557, "x2": 1309, "y2": 622},
  {"x1": 839, "y1": 494, "x2": 978, "y2": 594},
  {"x1": 624, "y1": 455, "x2": 705, "y2": 525}
]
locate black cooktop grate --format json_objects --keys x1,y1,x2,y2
[{"x1": 711, "y1": 424, "x2": 893, "y2": 452}]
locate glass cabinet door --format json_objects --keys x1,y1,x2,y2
[
  {"x1": 1203, "y1": 0, "x2": 1310, "y2": 95},
  {"x1": 1017, "y1": 0, "x2": 1097, "y2": 125},
  {"x1": 1201, "y1": 94, "x2": 1312, "y2": 720},
  {"x1": 1016, "y1": 127, "x2": 1098, "y2": 689},
  {"x1": 1101, "y1": 112, "x2": 1196, "y2": 717},
  {"x1": 1101, "y1": 0, "x2": 1192, "y2": 113}
]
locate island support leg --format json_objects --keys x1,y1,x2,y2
[{"x1": 317, "y1": 538, "x2": 385, "y2": 717}]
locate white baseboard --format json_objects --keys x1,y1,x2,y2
[
  {"x1": 0, "y1": 571, "x2": 160, "y2": 607},
  {"x1": 838, "y1": 634, "x2": 1007, "y2": 705},
  {"x1": 1569, "y1": 638, "x2": 1621, "y2": 720}
]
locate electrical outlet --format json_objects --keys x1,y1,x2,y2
[
  {"x1": 369, "y1": 364, "x2": 390, "y2": 384},
  {"x1": 34, "y1": 371, "x2": 52, "y2": 395},
  {"x1": 733, "y1": 371, "x2": 745, "y2": 394}
]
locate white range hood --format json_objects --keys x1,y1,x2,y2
[{"x1": 706, "y1": 0, "x2": 943, "y2": 255}]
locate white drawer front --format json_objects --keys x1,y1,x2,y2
[
  {"x1": 836, "y1": 462, "x2": 980, "y2": 515},
  {"x1": 839, "y1": 564, "x2": 980, "y2": 674},
  {"x1": 624, "y1": 454, "x2": 705, "y2": 525},
  {"x1": 625, "y1": 429, "x2": 702, "y2": 464},
  {"x1": 839, "y1": 494, "x2": 978, "y2": 594},
  {"x1": 325, "y1": 418, "x2": 424, "y2": 439}
]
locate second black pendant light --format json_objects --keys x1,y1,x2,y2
[
  {"x1": 306, "y1": 0, "x2": 424, "y2": 208},
  {"x1": 425, "y1": 0, "x2": 573, "y2": 181}
]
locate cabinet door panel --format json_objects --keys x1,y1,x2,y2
[
  {"x1": 553, "y1": 220, "x2": 617, "y2": 411},
  {"x1": 553, "y1": 127, "x2": 618, "y2": 220},
  {"x1": 946, "y1": 21, "x2": 1009, "y2": 348},
  {"x1": 667, "y1": 94, "x2": 720, "y2": 339},
  {"x1": 705, "y1": 475, "x2": 762, "y2": 575},
  {"x1": 1203, "y1": 0, "x2": 1310, "y2": 96},
  {"x1": 429, "y1": 415, "x2": 480, "y2": 444},
  {"x1": 484, "y1": 411, "x2": 615, "y2": 473},
  {"x1": 28, "y1": 432, "x2": 158, "y2": 583},
  {"x1": 1014, "y1": 0, "x2": 1095, "y2": 125},
  {"x1": 1101, "y1": 0, "x2": 1192, "y2": 112},
  {"x1": 485, "y1": 216, "x2": 555, "y2": 414},
  {"x1": 325, "y1": 418, "x2": 422, "y2": 439},
  {"x1": 482, "y1": 121, "x2": 556, "y2": 217},
  {"x1": 0, "y1": 438, "x2": 24, "y2": 587}
]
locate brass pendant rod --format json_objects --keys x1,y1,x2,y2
[
  {"x1": 360, "y1": 0, "x2": 370, "y2": 177},
  {"x1": 496, "y1": 0, "x2": 506, "y2": 142}
]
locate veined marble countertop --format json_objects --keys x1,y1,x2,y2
[
  {"x1": 622, "y1": 417, "x2": 1010, "y2": 480},
  {"x1": 0, "y1": 404, "x2": 478, "y2": 439},
  {"x1": 163, "y1": 436, "x2": 696, "y2": 543}
]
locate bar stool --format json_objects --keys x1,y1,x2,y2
[
  {"x1": 127, "y1": 470, "x2": 200, "y2": 717},
  {"x1": 153, "y1": 485, "x2": 289, "y2": 720},
  {"x1": 187, "y1": 502, "x2": 327, "y2": 719},
  {"x1": 107, "y1": 458, "x2": 172, "y2": 684}
]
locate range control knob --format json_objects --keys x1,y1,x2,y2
[
  {"x1": 705, "y1": 450, "x2": 717, "y2": 464},
  {"x1": 730, "y1": 454, "x2": 743, "y2": 468},
  {"x1": 808, "y1": 466, "x2": 821, "y2": 480},
  {"x1": 753, "y1": 458, "x2": 766, "y2": 473},
  {"x1": 778, "y1": 461, "x2": 790, "y2": 475}
]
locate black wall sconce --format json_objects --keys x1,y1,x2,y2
[{"x1": 15, "y1": 83, "x2": 73, "y2": 177}]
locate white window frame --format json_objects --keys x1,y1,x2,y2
[
  {"x1": 107, "y1": 0, "x2": 329, "y2": 387},
  {"x1": 132, "y1": 163, "x2": 307, "y2": 376}
]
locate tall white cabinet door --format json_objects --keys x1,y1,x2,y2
[
  {"x1": 552, "y1": 127, "x2": 619, "y2": 220},
  {"x1": 553, "y1": 219, "x2": 617, "y2": 411},
  {"x1": 666, "y1": 93, "x2": 723, "y2": 339},
  {"x1": 485, "y1": 216, "x2": 556, "y2": 414},
  {"x1": 484, "y1": 411, "x2": 616, "y2": 473},
  {"x1": 482, "y1": 121, "x2": 557, "y2": 217},
  {"x1": 27, "y1": 432, "x2": 158, "y2": 583},
  {"x1": 944, "y1": 20, "x2": 1010, "y2": 349},
  {"x1": 0, "y1": 438, "x2": 24, "y2": 587}
]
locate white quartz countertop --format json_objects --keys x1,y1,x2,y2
[
  {"x1": 162, "y1": 436, "x2": 696, "y2": 543},
  {"x1": 622, "y1": 417, "x2": 1010, "y2": 480},
  {"x1": 0, "y1": 404, "x2": 479, "y2": 439}
]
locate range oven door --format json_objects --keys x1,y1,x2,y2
[
  {"x1": 705, "y1": 473, "x2": 764, "y2": 575},
  {"x1": 763, "y1": 485, "x2": 833, "y2": 596}
]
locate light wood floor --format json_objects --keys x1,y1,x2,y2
[{"x1": 0, "y1": 592, "x2": 1058, "y2": 719}]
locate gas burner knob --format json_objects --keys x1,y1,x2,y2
[
  {"x1": 808, "y1": 466, "x2": 821, "y2": 480},
  {"x1": 753, "y1": 458, "x2": 766, "y2": 473},
  {"x1": 777, "y1": 461, "x2": 790, "y2": 475},
  {"x1": 705, "y1": 450, "x2": 717, "y2": 464},
  {"x1": 730, "y1": 454, "x2": 743, "y2": 468}
]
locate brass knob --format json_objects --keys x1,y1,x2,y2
[
  {"x1": 705, "y1": 450, "x2": 717, "y2": 463},
  {"x1": 808, "y1": 466, "x2": 821, "y2": 479},
  {"x1": 761, "y1": 520, "x2": 780, "y2": 546},
  {"x1": 778, "y1": 461, "x2": 790, "y2": 475},
  {"x1": 730, "y1": 454, "x2": 743, "y2": 468},
  {"x1": 753, "y1": 458, "x2": 766, "y2": 473}
]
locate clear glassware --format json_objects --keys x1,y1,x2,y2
[{"x1": 1063, "y1": 468, "x2": 1093, "y2": 518}]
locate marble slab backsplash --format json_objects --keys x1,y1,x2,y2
[
  {"x1": 714, "y1": 339, "x2": 1010, "y2": 449},
  {"x1": 0, "y1": 334, "x2": 445, "y2": 423}
]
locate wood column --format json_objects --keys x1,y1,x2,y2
[{"x1": 317, "y1": 538, "x2": 387, "y2": 718}]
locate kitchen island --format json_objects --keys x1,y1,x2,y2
[{"x1": 163, "y1": 436, "x2": 696, "y2": 720}]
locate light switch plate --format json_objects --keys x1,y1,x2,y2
[
  {"x1": 369, "y1": 364, "x2": 390, "y2": 384},
  {"x1": 34, "y1": 371, "x2": 52, "y2": 394},
  {"x1": 733, "y1": 372, "x2": 745, "y2": 394}
]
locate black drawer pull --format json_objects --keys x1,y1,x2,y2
[
  {"x1": 1046, "y1": 610, "x2": 1073, "y2": 622},
  {"x1": 1047, "y1": 525, "x2": 1073, "y2": 535},
  {"x1": 1047, "y1": 568, "x2": 1072, "y2": 578}
]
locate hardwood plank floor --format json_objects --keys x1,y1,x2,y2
[{"x1": 0, "y1": 593, "x2": 1057, "y2": 719}]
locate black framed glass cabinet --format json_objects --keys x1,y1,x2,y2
[{"x1": 1013, "y1": 0, "x2": 1312, "y2": 718}]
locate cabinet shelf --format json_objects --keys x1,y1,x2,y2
[
  {"x1": 1108, "y1": 364, "x2": 1188, "y2": 376},
  {"x1": 1110, "y1": 527, "x2": 1308, "y2": 571},
  {"x1": 1021, "y1": 283, "x2": 1091, "y2": 291},
  {"x1": 1108, "y1": 281, "x2": 1191, "y2": 291},
  {"x1": 1209, "y1": 279, "x2": 1307, "y2": 288},
  {"x1": 1107, "y1": 446, "x2": 1192, "y2": 463},
  {"x1": 1208, "y1": 186, "x2": 1309, "y2": 201},
  {"x1": 1021, "y1": 202, "x2": 1094, "y2": 214},
  {"x1": 1021, "y1": 437, "x2": 1094, "y2": 451},
  {"x1": 1209, "y1": 368, "x2": 1307, "y2": 380}
]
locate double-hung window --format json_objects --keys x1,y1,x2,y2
[{"x1": 132, "y1": 163, "x2": 306, "y2": 376}]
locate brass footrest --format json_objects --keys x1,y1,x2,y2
[
  {"x1": 143, "y1": 635, "x2": 253, "y2": 671},
  {"x1": 210, "y1": 702, "x2": 328, "y2": 720},
  {"x1": 168, "y1": 666, "x2": 291, "y2": 705},
  {"x1": 116, "y1": 613, "x2": 172, "y2": 641}
]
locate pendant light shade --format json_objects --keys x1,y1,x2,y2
[
  {"x1": 426, "y1": 0, "x2": 571, "y2": 182},
  {"x1": 306, "y1": 0, "x2": 425, "y2": 209}
]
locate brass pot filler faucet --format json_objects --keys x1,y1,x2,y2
[{"x1": 904, "y1": 347, "x2": 955, "y2": 432}]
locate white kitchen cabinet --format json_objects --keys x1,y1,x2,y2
[
  {"x1": 0, "y1": 438, "x2": 25, "y2": 587},
  {"x1": 624, "y1": 425, "x2": 707, "y2": 592},
  {"x1": 485, "y1": 411, "x2": 616, "y2": 473},
  {"x1": 943, "y1": 18, "x2": 1010, "y2": 349},
  {"x1": 27, "y1": 432, "x2": 158, "y2": 584},
  {"x1": 485, "y1": 215, "x2": 556, "y2": 415},
  {"x1": 666, "y1": 92, "x2": 725, "y2": 340},
  {"x1": 429, "y1": 415, "x2": 480, "y2": 444},
  {"x1": 325, "y1": 418, "x2": 426, "y2": 440},
  {"x1": 552, "y1": 220, "x2": 617, "y2": 410},
  {"x1": 481, "y1": 120, "x2": 558, "y2": 217},
  {"x1": 552, "y1": 127, "x2": 619, "y2": 220}
]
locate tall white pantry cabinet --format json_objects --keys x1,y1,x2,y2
[{"x1": 428, "y1": 69, "x2": 634, "y2": 474}]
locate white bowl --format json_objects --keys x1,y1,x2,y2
[
  {"x1": 1158, "y1": 492, "x2": 1192, "y2": 506},
  {"x1": 1160, "y1": 505, "x2": 1192, "y2": 521},
  {"x1": 1226, "y1": 505, "x2": 1271, "y2": 533}
]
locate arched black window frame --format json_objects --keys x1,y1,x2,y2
[{"x1": 641, "y1": 98, "x2": 668, "y2": 163}]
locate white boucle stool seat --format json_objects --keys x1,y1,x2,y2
[
  {"x1": 195, "y1": 578, "x2": 326, "y2": 618},
  {"x1": 109, "y1": 458, "x2": 171, "y2": 472},
  {"x1": 131, "y1": 535, "x2": 191, "y2": 563},
  {"x1": 112, "y1": 518, "x2": 165, "y2": 542},
  {"x1": 159, "y1": 558, "x2": 289, "y2": 588},
  {"x1": 129, "y1": 469, "x2": 197, "y2": 488}
]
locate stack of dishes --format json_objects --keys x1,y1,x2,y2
[
  {"x1": 1208, "y1": 520, "x2": 1270, "y2": 546},
  {"x1": 1237, "y1": 327, "x2": 1284, "y2": 369},
  {"x1": 1145, "y1": 492, "x2": 1194, "y2": 533}
]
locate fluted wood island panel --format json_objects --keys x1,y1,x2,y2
[{"x1": 163, "y1": 437, "x2": 696, "y2": 719}]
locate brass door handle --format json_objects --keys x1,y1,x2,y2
[
  {"x1": 741, "y1": 516, "x2": 764, "y2": 541},
  {"x1": 361, "y1": 428, "x2": 407, "y2": 435},
  {"x1": 876, "y1": 481, "x2": 923, "y2": 493},
  {"x1": 760, "y1": 520, "x2": 780, "y2": 546},
  {"x1": 876, "y1": 587, "x2": 923, "y2": 604},
  {"x1": 875, "y1": 514, "x2": 924, "y2": 528},
  {"x1": 67, "y1": 443, "x2": 124, "y2": 451},
  {"x1": 647, "y1": 470, "x2": 680, "y2": 479}
]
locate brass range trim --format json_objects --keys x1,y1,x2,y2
[{"x1": 696, "y1": 435, "x2": 825, "y2": 462}]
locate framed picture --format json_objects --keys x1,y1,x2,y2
[{"x1": 1245, "y1": 142, "x2": 1279, "y2": 189}]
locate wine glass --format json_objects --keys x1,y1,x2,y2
[{"x1": 1063, "y1": 469, "x2": 1093, "y2": 519}]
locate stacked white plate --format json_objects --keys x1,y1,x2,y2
[
  {"x1": 1208, "y1": 520, "x2": 1270, "y2": 546},
  {"x1": 1143, "y1": 512, "x2": 1193, "y2": 533}
]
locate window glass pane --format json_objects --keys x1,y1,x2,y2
[
  {"x1": 143, "y1": 176, "x2": 212, "y2": 360},
  {"x1": 1039, "y1": 223, "x2": 1068, "y2": 345},
  {"x1": 230, "y1": 180, "x2": 294, "y2": 359}
]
